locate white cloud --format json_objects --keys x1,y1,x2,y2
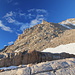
[
  {"x1": 20, "y1": 23, "x2": 29, "y2": 31},
  {"x1": 30, "y1": 19, "x2": 41, "y2": 27},
  {"x1": 6, "y1": 17, "x2": 16, "y2": 23},
  {"x1": 29, "y1": 14, "x2": 45, "y2": 27},
  {"x1": 16, "y1": 32, "x2": 20, "y2": 36},
  {"x1": 8, "y1": 41, "x2": 13, "y2": 45},
  {"x1": 20, "y1": 18, "x2": 43, "y2": 31},
  {"x1": 27, "y1": 14, "x2": 35, "y2": 19},
  {"x1": 28, "y1": 9, "x2": 35, "y2": 12},
  {"x1": 28, "y1": 9, "x2": 48, "y2": 15},
  {"x1": 20, "y1": 9, "x2": 48, "y2": 31},
  {"x1": 36, "y1": 9, "x2": 48, "y2": 13},
  {"x1": 3, "y1": 11, "x2": 16, "y2": 23},
  {"x1": 0, "y1": 20, "x2": 12, "y2": 32},
  {"x1": 3, "y1": 9, "x2": 48, "y2": 32},
  {"x1": 4, "y1": 11, "x2": 14, "y2": 18},
  {"x1": 19, "y1": 12, "x2": 26, "y2": 17},
  {"x1": 4, "y1": 45, "x2": 7, "y2": 47}
]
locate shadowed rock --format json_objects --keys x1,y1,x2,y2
[
  {"x1": 0, "y1": 58, "x2": 75, "y2": 75},
  {"x1": 0, "y1": 50, "x2": 75, "y2": 67}
]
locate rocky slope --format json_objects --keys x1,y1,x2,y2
[
  {"x1": 0, "y1": 58, "x2": 75, "y2": 75},
  {"x1": 2, "y1": 18, "x2": 75, "y2": 53}
]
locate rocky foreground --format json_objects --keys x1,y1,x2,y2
[
  {"x1": 1, "y1": 18, "x2": 75, "y2": 75},
  {"x1": 0, "y1": 58, "x2": 75, "y2": 75}
]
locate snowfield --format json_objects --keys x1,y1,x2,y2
[{"x1": 42, "y1": 43, "x2": 75, "y2": 55}]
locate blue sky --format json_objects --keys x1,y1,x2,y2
[{"x1": 0, "y1": 0, "x2": 75, "y2": 49}]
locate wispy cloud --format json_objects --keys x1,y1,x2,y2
[
  {"x1": 19, "y1": 12, "x2": 26, "y2": 16},
  {"x1": 8, "y1": 41, "x2": 13, "y2": 45},
  {"x1": 4, "y1": 45, "x2": 7, "y2": 47},
  {"x1": 20, "y1": 16, "x2": 44, "y2": 31},
  {"x1": 15, "y1": 32, "x2": 20, "y2": 36},
  {"x1": 3, "y1": 11, "x2": 16, "y2": 23},
  {"x1": 20, "y1": 23, "x2": 29, "y2": 31},
  {"x1": 30, "y1": 18, "x2": 42, "y2": 27},
  {"x1": 20, "y1": 9, "x2": 48, "y2": 30},
  {"x1": 0, "y1": 20, "x2": 12, "y2": 32},
  {"x1": 4, "y1": 11, "x2": 14, "y2": 17},
  {"x1": 3, "y1": 9, "x2": 48, "y2": 32},
  {"x1": 36, "y1": 9, "x2": 48, "y2": 13},
  {"x1": 21, "y1": 9, "x2": 48, "y2": 31},
  {"x1": 6, "y1": 17, "x2": 16, "y2": 23},
  {"x1": 28, "y1": 9, "x2": 48, "y2": 15}
]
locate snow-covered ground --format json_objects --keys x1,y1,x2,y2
[
  {"x1": 42, "y1": 43, "x2": 75, "y2": 55},
  {"x1": 0, "y1": 66, "x2": 18, "y2": 70},
  {"x1": 0, "y1": 65, "x2": 26, "y2": 71}
]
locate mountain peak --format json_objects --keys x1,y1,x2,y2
[
  {"x1": 2, "y1": 18, "x2": 75, "y2": 53},
  {"x1": 41, "y1": 20, "x2": 49, "y2": 24}
]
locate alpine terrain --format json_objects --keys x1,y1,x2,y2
[{"x1": 0, "y1": 18, "x2": 75, "y2": 75}]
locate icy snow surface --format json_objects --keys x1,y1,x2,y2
[
  {"x1": 42, "y1": 43, "x2": 75, "y2": 55},
  {"x1": 0, "y1": 66, "x2": 18, "y2": 70},
  {"x1": 0, "y1": 65, "x2": 26, "y2": 70}
]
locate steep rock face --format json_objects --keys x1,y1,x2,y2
[
  {"x1": 0, "y1": 50, "x2": 75, "y2": 67},
  {"x1": 2, "y1": 18, "x2": 75, "y2": 53},
  {"x1": 2, "y1": 21, "x2": 68, "y2": 53}
]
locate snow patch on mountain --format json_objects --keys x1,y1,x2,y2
[
  {"x1": 0, "y1": 66, "x2": 18, "y2": 70},
  {"x1": 0, "y1": 65, "x2": 26, "y2": 71},
  {"x1": 59, "y1": 19, "x2": 75, "y2": 26},
  {"x1": 42, "y1": 43, "x2": 75, "y2": 55},
  {"x1": 60, "y1": 24, "x2": 72, "y2": 29}
]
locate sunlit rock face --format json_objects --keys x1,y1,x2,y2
[{"x1": 1, "y1": 18, "x2": 75, "y2": 54}]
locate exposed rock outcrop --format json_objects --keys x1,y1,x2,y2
[
  {"x1": 0, "y1": 50, "x2": 75, "y2": 67},
  {"x1": 0, "y1": 58, "x2": 75, "y2": 75}
]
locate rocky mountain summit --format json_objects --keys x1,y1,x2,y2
[{"x1": 2, "y1": 18, "x2": 75, "y2": 53}]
